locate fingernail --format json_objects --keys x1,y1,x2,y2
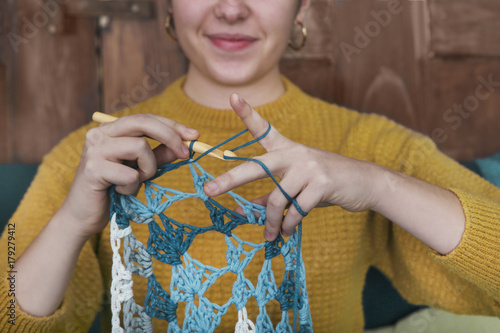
[
  {"x1": 238, "y1": 94, "x2": 245, "y2": 104},
  {"x1": 206, "y1": 181, "x2": 219, "y2": 192},
  {"x1": 182, "y1": 146, "x2": 190, "y2": 156},
  {"x1": 282, "y1": 230, "x2": 290, "y2": 238},
  {"x1": 187, "y1": 128, "x2": 198, "y2": 135},
  {"x1": 264, "y1": 230, "x2": 273, "y2": 241}
]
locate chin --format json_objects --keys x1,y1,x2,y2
[{"x1": 206, "y1": 60, "x2": 264, "y2": 87}]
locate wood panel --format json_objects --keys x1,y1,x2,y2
[
  {"x1": 287, "y1": 0, "x2": 500, "y2": 161},
  {"x1": 281, "y1": 0, "x2": 337, "y2": 104},
  {"x1": 6, "y1": 0, "x2": 99, "y2": 163},
  {"x1": 0, "y1": 0, "x2": 10, "y2": 163},
  {"x1": 280, "y1": 58, "x2": 337, "y2": 103},
  {"x1": 101, "y1": 0, "x2": 188, "y2": 114},
  {"x1": 424, "y1": 59, "x2": 500, "y2": 160},
  {"x1": 288, "y1": 0, "x2": 429, "y2": 131},
  {"x1": 430, "y1": 0, "x2": 500, "y2": 57},
  {"x1": 0, "y1": 64, "x2": 8, "y2": 163},
  {"x1": 340, "y1": 0, "x2": 431, "y2": 130}
]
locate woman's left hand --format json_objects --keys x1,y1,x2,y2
[{"x1": 204, "y1": 94, "x2": 383, "y2": 241}]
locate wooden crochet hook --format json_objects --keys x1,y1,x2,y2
[{"x1": 92, "y1": 112, "x2": 237, "y2": 161}]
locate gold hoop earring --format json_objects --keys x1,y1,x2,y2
[
  {"x1": 165, "y1": 13, "x2": 178, "y2": 42},
  {"x1": 288, "y1": 21, "x2": 307, "y2": 51}
]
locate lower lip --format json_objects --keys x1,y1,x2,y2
[{"x1": 209, "y1": 38, "x2": 255, "y2": 51}]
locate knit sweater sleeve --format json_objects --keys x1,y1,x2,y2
[
  {"x1": 361, "y1": 114, "x2": 500, "y2": 317},
  {"x1": 0, "y1": 125, "x2": 104, "y2": 332}
]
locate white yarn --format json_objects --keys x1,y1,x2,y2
[
  {"x1": 110, "y1": 213, "x2": 134, "y2": 333},
  {"x1": 110, "y1": 214, "x2": 154, "y2": 333},
  {"x1": 235, "y1": 307, "x2": 256, "y2": 333}
]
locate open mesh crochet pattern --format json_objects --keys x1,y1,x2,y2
[{"x1": 109, "y1": 127, "x2": 313, "y2": 332}]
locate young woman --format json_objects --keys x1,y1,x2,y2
[{"x1": 2, "y1": 0, "x2": 500, "y2": 331}]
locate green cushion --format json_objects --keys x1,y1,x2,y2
[
  {"x1": 363, "y1": 267, "x2": 425, "y2": 329},
  {"x1": 476, "y1": 152, "x2": 500, "y2": 187},
  {"x1": 364, "y1": 307, "x2": 500, "y2": 333},
  {"x1": 0, "y1": 164, "x2": 39, "y2": 230}
]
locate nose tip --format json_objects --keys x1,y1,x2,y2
[{"x1": 214, "y1": 0, "x2": 250, "y2": 23}]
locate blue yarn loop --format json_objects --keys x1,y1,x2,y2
[
  {"x1": 155, "y1": 123, "x2": 307, "y2": 218},
  {"x1": 109, "y1": 123, "x2": 313, "y2": 332}
]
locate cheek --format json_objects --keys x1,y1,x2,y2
[
  {"x1": 260, "y1": 14, "x2": 295, "y2": 53},
  {"x1": 172, "y1": 4, "x2": 207, "y2": 56},
  {"x1": 172, "y1": 1, "x2": 206, "y2": 35},
  {"x1": 259, "y1": 4, "x2": 296, "y2": 42}
]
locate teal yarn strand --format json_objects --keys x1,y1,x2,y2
[{"x1": 109, "y1": 124, "x2": 313, "y2": 332}]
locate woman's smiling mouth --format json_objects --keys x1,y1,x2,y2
[{"x1": 206, "y1": 33, "x2": 258, "y2": 51}]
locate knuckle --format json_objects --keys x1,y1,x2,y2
[
  {"x1": 82, "y1": 158, "x2": 100, "y2": 180},
  {"x1": 173, "y1": 122, "x2": 186, "y2": 132},
  {"x1": 294, "y1": 144, "x2": 308, "y2": 155},
  {"x1": 168, "y1": 129, "x2": 182, "y2": 143},
  {"x1": 267, "y1": 195, "x2": 284, "y2": 210},
  {"x1": 85, "y1": 127, "x2": 104, "y2": 146},
  {"x1": 291, "y1": 210, "x2": 306, "y2": 222},
  {"x1": 131, "y1": 113, "x2": 152, "y2": 123},
  {"x1": 142, "y1": 163, "x2": 157, "y2": 179},
  {"x1": 135, "y1": 138, "x2": 151, "y2": 152},
  {"x1": 160, "y1": 128, "x2": 181, "y2": 147},
  {"x1": 287, "y1": 207, "x2": 301, "y2": 218},
  {"x1": 304, "y1": 159, "x2": 320, "y2": 172},
  {"x1": 117, "y1": 184, "x2": 137, "y2": 196},
  {"x1": 314, "y1": 173, "x2": 330, "y2": 187},
  {"x1": 266, "y1": 221, "x2": 281, "y2": 231},
  {"x1": 124, "y1": 170, "x2": 140, "y2": 185},
  {"x1": 143, "y1": 169, "x2": 157, "y2": 180},
  {"x1": 83, "y1": 144, "x2": 104, "y2": 161}
]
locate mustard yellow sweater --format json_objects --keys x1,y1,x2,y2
[{"x1": 1, "y1": 77, "x2": 500, "y2": 332}]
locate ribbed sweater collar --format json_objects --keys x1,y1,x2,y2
[{"x1": 156, "y1": 76, "x2": 306, "y2": 130}]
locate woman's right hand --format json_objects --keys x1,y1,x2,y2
[{"x1": 59, "y1": 113, "x2": 200, "y2": 239}]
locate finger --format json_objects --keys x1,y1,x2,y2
[
  {"x1": 116, "y1": 179, "x2": 141, "y2": 196},
  {"x1": 229, "y1": 94, "x2": 285, "y2": 152},
  {"x1": 281, "y1": 188, "x2": 322, "y2": 237},
  {"x1": 144, "y1": 113, "x2": 199, "y2": 138},
  {"x1": 98, "y1": 161, "x2": 141, "y2": 196},
  {"x1": 119, "y1": 113, "x2": 201, "y2": 142},
  {"x1": 95, "y1": 160, "x2": 141, "y2": 195},
  {"x1": 95, "y1": 137, "x2": 158, "y2": 183},
  {"x1": 234, "y1": 193, "x2": 270, "y2": 216},
  {"x1": 100, "y1": 113, "x2": 199, "y2": 158},
  {"x1": 263, "y1": 178, "x2": 305, "y2": 241},
  {"x1": 152, "y1": 144, "x2": 183, "y2": 166},
  {"x1": 204, "y1": 154, "x2": 285, "y2": 197},
  {"x1": 248, "y1": 193, "x2": 271, "y2": 207}
]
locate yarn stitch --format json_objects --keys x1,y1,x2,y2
[{"x1": 109, "y1": 125, "x2": 313, "y2": 332}]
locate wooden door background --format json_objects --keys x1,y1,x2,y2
[{"x1": 1, "y1": 0, "x2": 500, "y2": 164}]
